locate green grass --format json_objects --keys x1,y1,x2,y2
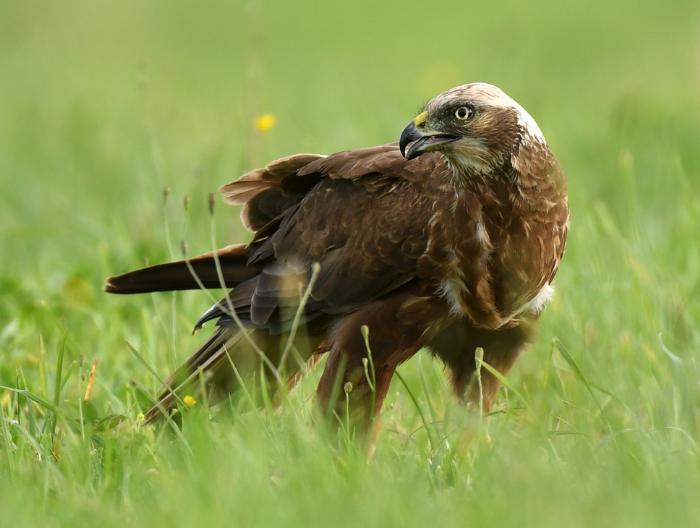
[{"x1": 1, "y1": 0, "x2": 700, "y2": 526}]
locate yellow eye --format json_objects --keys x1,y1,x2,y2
[{"x1": 455, "y1": 107, "x2": 471, "y2": 120}]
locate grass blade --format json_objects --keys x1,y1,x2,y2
[
  {"x1": 0, "y1": 391, "x2": 15, "y2": 480},
  {"x1": 278, "y1": 262, "x2": 321, "y2": 375},
  {"x1": 124, "y1": 340, "x2": 184, "y2": 407},
  {"x1": 395, "y1": 370, "x2": 436, "y2": 449},
  {"x1": 553, "y1": 338, "x2": 613, "y2": 436},
  {"x1": 0, "y1": 387, "x2": 104, "y2": 448},
  {"x1": 20, "y1": 369, "x2": 38, "y2": 439},
  {"x1": 658, "y1": 333, "x2": 698, "y2": 440},
  {"x1": 477, "y1": 359, "x2": 560, "y2": 463},
  {"x1": 51, "y1": 330, "x2": 68, "y2": 438}
]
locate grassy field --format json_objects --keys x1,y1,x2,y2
[{"x1": 1, "y1": 0, "x2": 700, "y2": 526}]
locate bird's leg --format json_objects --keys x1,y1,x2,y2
[
  {"x1": 427, "y1": 321, "x2": 534, "y2": 459},
  {"x1": 316, "y1": 331, "x2": 412, "y2": 441},
  {"x1": 429, "y1": 320, "x2": 535, "y2": 413},
  {"x1": 315, "y1": 294, "x2": 445, "y2": 441}
]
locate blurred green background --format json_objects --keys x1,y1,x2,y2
[{"x1": 1, "y1": 0, "x2": 700, "y2": 527}]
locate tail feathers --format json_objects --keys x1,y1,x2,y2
[
  {"x1": 105, "y1": 244, "x2": 262, "y2": 294},
  {"x1": 143, "y1": 326, "x2": 246, "y2": 424}
]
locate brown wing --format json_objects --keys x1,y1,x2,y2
[
  {"x1": 107, "y1": 144, "x2": 448, "y2": 336},
  {"x1": 198, "y1": 144, "x2": 447, "y2": 334},
  {"x1": 220, "y1": 143, "x2": 439, "y2": 233},
  {"x1": 220, "y1": 153, "x2": 327, "y2": 232}
]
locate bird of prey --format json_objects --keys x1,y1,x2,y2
[{"x1": 105, "y1": 83, "x2": 568, "y2": 430}]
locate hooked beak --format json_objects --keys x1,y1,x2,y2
[{"x1": 399, "y1": 116, "x2": 457, "y2": 160}]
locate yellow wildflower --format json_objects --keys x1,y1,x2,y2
[
  {"x1": 137, "y1": 413, "x2": 145, "y2": 421},
  {"x1": 183, "y1": 395, "x2": 197, "y2": 407},
  {"x1": 254, "y1": 114, "x2": 276, "y2": 132}
]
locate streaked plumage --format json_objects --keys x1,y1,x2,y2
[{"x1": 105, "y1": 83, "x2": 569, "y2": 429}]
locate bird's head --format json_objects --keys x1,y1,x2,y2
[{"x1": 399, "y1": 83, "x2": 546, "y2": 174}]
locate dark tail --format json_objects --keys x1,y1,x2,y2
[{"x1": 104, "y1": 244, "x2": 261, "y2": 294}]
